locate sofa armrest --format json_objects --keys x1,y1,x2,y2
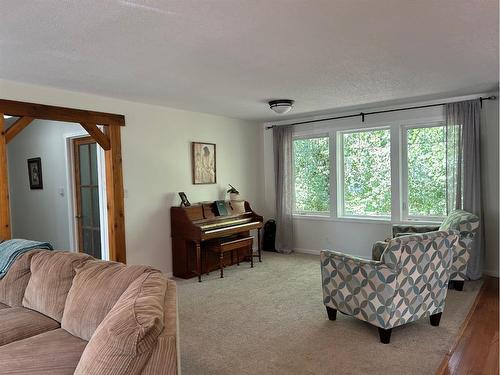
[
  {"x1": 392, "y1": 224, "x2": 440, "y2": 238},
  {"x1": 141, "y1": 279, "x2": 179, "y2": 375}
]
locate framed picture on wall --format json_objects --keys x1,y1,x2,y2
[
  {"x1": 192, "y1": 142, "x2": 216, "y2": 184},
  {"x1": 27, "y1": 157, "x2": 43, "y2": 190}
]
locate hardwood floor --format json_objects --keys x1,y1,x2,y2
[{"x1": 437, "y1": 277, "x2": 499, "y2": 375}]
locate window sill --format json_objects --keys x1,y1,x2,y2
[
  {"x1": 292, "y1": 214, "x2": 391, "y2": 225},
  {"x1": 397, "y1": 219, "x2": 443, "y2": 225},
  {"x1": 292, "y1": 215, "x2": 442, "y2": 225}
]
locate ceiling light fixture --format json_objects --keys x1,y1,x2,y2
[{"x1": 269, "y1": 99, "x2": 294, "y2": 114}]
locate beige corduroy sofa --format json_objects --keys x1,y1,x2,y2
[{"x1": 0, "y1": 249, "x2": 179, "y2": 374}]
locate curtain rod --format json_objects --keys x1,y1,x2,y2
[{"x1": 265, "y1": 95, "x2": 497, "y2": 129}]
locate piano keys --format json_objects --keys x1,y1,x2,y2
[{"x1": 171, "y1": 200, "x2": 263, "y2": 281}]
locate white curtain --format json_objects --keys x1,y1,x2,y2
[
  {"x1": 445, "y1": 99, "x2": 483, "y2": 280},
  {"x1": 273, "y1": 125, "x2": 294, "y2": 253}
]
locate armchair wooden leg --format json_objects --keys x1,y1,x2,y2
[
  {"x1": 454, "y1": 280, "x2": 464, "y2": 291},
  {"x1": 430, "y1": 312, "x2": 442, "y2": 327},
  {"x1": 325, "y1": 306, "x2": 337, "y2": 321},
  {"x1": 378, "y1": 328, "x2": 392, "y2": 344}
]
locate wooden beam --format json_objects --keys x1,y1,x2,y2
[
  {"x1": 80, "y1": 122, "x2": 111, "y2": 151},
  {"x1": 0, "y1": 115, "x2": 11, "y2": 239},
  {"x1": 104, "y1": 124, "x2": 126, "y2": 263},
  {"x1": 4, "y1": 116, "x2": 34, "y2": 143},
  {"x1": 0, "y1": 99, "x2": 125, "y2": 126}
]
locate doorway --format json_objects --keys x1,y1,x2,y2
[
  {"x1": 0, "y1": 99, "x2": 126, "y2": 263},
  {"x1": 73, "y1": 136, "x2": 103, "y2": 259}
]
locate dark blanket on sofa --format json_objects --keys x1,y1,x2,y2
[{"x1": 0, "y1": 239, "x2": 53, "y2": 279}]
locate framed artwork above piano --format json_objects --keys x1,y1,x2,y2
[
  {"x1": 192, "y1": 142, "x2": 216, "y2": 184},
  {"x1": 171, "y1": 200, "x2": 263, "y2": 282}
]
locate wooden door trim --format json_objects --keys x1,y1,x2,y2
[{"x1": 0, "y1": 100, "x2": 126, "y2": 263}]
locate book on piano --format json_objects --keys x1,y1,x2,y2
[{"x1": 215, "y1": 200, "x2": 228, "y2": 216}]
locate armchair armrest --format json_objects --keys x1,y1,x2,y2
[
  {"x1": 320, "y1": 250, "x2": 398, "y2": 329},
  {"x1": 392, "y1": 224, "x2": 440, "y2": 238}
]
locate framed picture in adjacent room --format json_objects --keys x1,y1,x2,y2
[
  {"x1": 27, "y1": 157, "x2": 43, "y2": 189},
  {"x1": 192, "y1": 142, "x2": 216, "y2": 184}
]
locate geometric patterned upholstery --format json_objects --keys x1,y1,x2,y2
[
  {"x1": 438, "y1": 210, "x2": 479, "y2": 281},
  {"x1": 387, "y1": 209, "x2": 479, "y2": 281},
  {"x1": 322, "y1": 230, "x2": 458, "y2": 330}
]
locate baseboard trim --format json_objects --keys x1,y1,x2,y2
[
  {"x1": 294, "y1": 248, "x2": 321, "y2": 255},
  {"x1": 483, "y1": 269, "x2": 499, "y2": 277}
]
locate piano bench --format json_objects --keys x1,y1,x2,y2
[{"x1": 206, "y1": 236, "x2": 254, "y2": 279}]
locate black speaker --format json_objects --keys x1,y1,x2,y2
[{"x1": 262, "y1": 220, "x2": 276, "y2": 252}]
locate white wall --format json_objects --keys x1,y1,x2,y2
[
  {"x1": 263, "y1": 93, "x2": 499, "y2": 274},
  {"x1": 1, "y1": 79, "x2": 264, "y2": 275},
  {"x1": 7, "y1": 120, "x2": 85, "y2": 249}
]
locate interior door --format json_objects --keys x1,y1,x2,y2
[{"x1": 73, "y1": 137, "x2": 101, "y2": 259}]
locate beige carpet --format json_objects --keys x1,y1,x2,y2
[{"x1": 176, "y1": 252, "x2": 481, "y2": 375}]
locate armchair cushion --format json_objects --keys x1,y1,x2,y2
[{"x1": 371, "y1": 241, "x2": 388, "y2": 261}]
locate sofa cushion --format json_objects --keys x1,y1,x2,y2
[
  {"x1": 0, "y1": 328, "x2": 88, "y2": 375},
  {"x1": 74, "y1": 271, "x2": 167, "y2": 375},
  {"x1": 23, "y1": 251, "x2": 92, "y2": 322},
  {"x1": 62, "y1": 260, "x2": 150, "y2": 341},
  {"x1": 0, "y1": 306, "x2": 60, "y2": 346},
  {"x1": 0, "y1": 249, "x2": 41, "y2": 307},
  {"x1": 0, "y1": 302, "x2": 8, "y2": 309}
]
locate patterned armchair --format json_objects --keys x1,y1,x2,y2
[
  {"x1": 372, "y1": 209, "x2": 479, "y2": 291},
  {"x1": 321, "y1": 230, "x2": 459, "y2": 344}
]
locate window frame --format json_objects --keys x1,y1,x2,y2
[
  {"x1": 288, "y1": 115, "x2": 446, "y2": 224},
  {"x1": 292, "y1": 133, "x2": 331, "y2": 217},
  {"x1": 336, "y1": 126, "x2": 393, "y2": 220},
  {"x1": 400, "y1": 121, "x2": 447, "y2": 222}
]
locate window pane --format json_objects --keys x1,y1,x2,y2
[
  {"x1": 293, "y1": 137, "x2": 330, "y2": 213},
  {"x1": 79, "y1": 144, "x2": 90, "y2": 185},
  {"x1": 342, "y1": 129, "x2": 391, "y2": 216},
  {"x1": 407, "y1": 126, "x2": 447, "y2": 217}
]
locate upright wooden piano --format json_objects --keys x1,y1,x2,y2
[{"x1": 171, "y1": 200, "x2": 263, "y2": 281}]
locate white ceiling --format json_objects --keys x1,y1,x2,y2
[{"x1": 0, "y1": 0, "x2": 498, "y2": 121}]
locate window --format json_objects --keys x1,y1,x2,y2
[
  {"x1": 339, "y1": 128, "x2": 391, "y2": 217},
  {"x1": 289, "y1": 118, "x2": 447, "y2": 222},
  {"x1": 293, "y1": 136, "x2": 330, "y2": 214},
  {"x1": 403, "y1": 124, "x2": 447, "y2": 219}
]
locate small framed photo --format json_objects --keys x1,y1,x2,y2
[
  {"x1": 192, "y1": 142, "x2": 216, "y2": 184},
  {"x1": 178, "y1": 192, "x2": 191, "y2": 207},
  {"x1": 27, "y1": 157, "x2": 43, "y2": 190}
]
